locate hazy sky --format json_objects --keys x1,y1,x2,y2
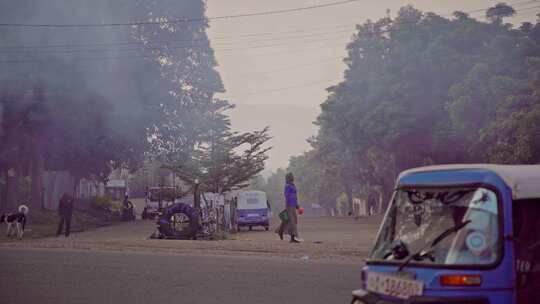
[{"x1": 205, "y1": 0, "x2": 538, "y2": 172}]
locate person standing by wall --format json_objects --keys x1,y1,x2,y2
[{"x1": 56, "y1": 192, "x2": 74, "y2": 237}]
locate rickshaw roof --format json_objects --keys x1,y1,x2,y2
[
  {"x1": 148, "y1": 186, "x2": 175, "y2": 190},
  {"x1": 240, "y1": 190, "x2": 266, "y2": 196},
  {"x1": 398, "y1": 164, "x2": 540, "y2": 200}
]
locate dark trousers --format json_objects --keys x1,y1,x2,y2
[
  {"x1": 57, "y1": 214, "x2": 72, "y2": 236},
  {"x1": 285, "y1": 206, "x2": 298, "y2": 237}
]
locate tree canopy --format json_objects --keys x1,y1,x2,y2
[
  {"x1": 288, "y1": 3, "x2": 540, "y2": 213},
  {"x1": 0, "y1": 0, "x2": 271, "y2": 209}
]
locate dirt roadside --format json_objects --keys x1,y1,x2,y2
[{"x1": 0, "y1": 210, "x2": 382, "y2": 263}]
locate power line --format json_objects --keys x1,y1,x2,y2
[
  {"x1": 220, "y1": 78, "x2": 341, "y2": 99},
  {"x1": 0, "y1": 24, "x2": 356, "y2": 50},
  {"x1": 519, "y1": 10, "x2": 540, "y2": 16},
  {"x1": 0, "y1": 0, "x2": 362, "y2": 28},
  {"x1": 0, "y1": 0, "x2": 533, "y2": 51},
  {"x1": 0, "y1": 37, "x2": 345, "y2": 63},
  {"x1": 1, "y1": 5, "x2": 536, "y2": 101},
  {"x1": 353, "y1": 4, "x2": 540, "y2": 37},
  {"x1": 0, "y1": 3, "x2": 536, "y2": 63},
  {"x1": 0, "y1": 42, "x2": 349, "y2": 64},
  {"x1": 214, "y1": 41, "x2": 350, "y2": 58},
  {"x1": 513, "y1": 4, "x2": 540, "y2": 13},
  {"x1": 233, "y1": 56, "x2": 344, "y2": 78},
  {"x1": 2, "y1": 4, "x2": 535, "y2": 56},
  {"x1": 0, "y1": 29, "x2": 353, "y2": 55},
  {"x1": 467, "y1": 0, "x2": 536, "y2": 14}
]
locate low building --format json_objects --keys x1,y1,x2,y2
[{"x1": 105, "y1": 179, "x2": 127, "y2": 200}]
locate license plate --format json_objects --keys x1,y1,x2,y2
[
  {"x1": 247, "y1": 213, "x2": 259, "y2": 217},
  {"x1": 366, "y1": 271, "x2": 424, "y2": 299}
]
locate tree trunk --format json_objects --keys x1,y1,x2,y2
[
  {"x1": 0, "y1": 169, "x2": 7, "y2": 212},
  {"x1": 6, "y1": 168, "x2": 19, "y2": 211},
  {"x1": 379, "y1": 181, "x2": 393, "y2": 213},
  {"x1": 193, "y1": 183, "x2": 200, "y2": 209},
  {"x1": 72, "y1": 174, "x2": 81, "y2": 199},
  {"x1": 343, "y1": 179, "x2": 354, "y2": 216},
  {"x1": 31, "y1": 148, "x2": 44, "y2": 209},
  {"x1": 44, "y1": 171, "x2": 58, "y2": 210}
]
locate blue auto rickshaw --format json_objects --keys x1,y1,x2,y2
[
  {"x1": 352, "y1": 164, "x2": 540, "y2": 304},
  {"x1": 236, "y1": 190, "x2": 270, "y2": 231}
]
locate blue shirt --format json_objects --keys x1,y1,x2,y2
[{"x1": 284, "y1": 183, "x2": 298, "y2": 207}]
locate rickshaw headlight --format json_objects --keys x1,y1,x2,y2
[{"x1": 351, "y1": 289, "x2": 368, "y2": 304}]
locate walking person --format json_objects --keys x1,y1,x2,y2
[
  {"x1": 56, "y1": 192, "x2": 74, "y2": 237},
  {"x1": 275, "y1": 172, "x2": 301, "y2": 243}
]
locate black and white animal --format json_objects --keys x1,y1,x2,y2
[{"x1": 1, "y1": 204, "x2": 29, "y2": 239}]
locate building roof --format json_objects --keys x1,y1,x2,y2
[{"x1": 398, "y1": 164, "x2": 540, "y2": 200}]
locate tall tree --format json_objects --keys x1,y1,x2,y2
[
  {"x1": 169, "y1": 100, "x2": 271, "y2": 193},
  {"x1": 486, "y1": 2, "x2": 516, "y2": 23},
  {"x1": 290, "y1": 4, "x2": 540, "y2": 215},
  {"x1": 0, "y1": 0, "x2": 221, "y2": 209}
]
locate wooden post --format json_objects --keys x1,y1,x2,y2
[
  {"x1": 30, "y1": 147, "x2": 44, "y2": 209},
  {"x1": 6, "y1": 168, "x2": 18, "y2": 211},
  {"x1": 193, "y1": 179, "x2": 200, "y2": 209},
  {"x1": 0, "y1": 170, "x2": 7, "y2": 212}
]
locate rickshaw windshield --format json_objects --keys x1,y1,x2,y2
[{"x1": 370, "y1": 187, "x2": 500, "y2": 266}]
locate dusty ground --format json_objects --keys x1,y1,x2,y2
[
  {"x1": 0, "y1": 199, "x2": 382, "y2": 263},
  {"x1": 0, "y1": 202, "x2": 121, "y2": 240}
]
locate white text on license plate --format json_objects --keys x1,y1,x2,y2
[
  {"x1": 366, "y1": 272, "x2": 424, "y2": 299},
  {"x1": 247, "y1": 214, "x2": 259, "y2": 217}
]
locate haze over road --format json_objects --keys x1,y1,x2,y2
[{"x1": 0, "y1": 247, "x2": 359, "y2": 304}]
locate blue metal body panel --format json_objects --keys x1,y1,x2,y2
[
  {"x1": 360, "y1": 168, "x2": 517, "y2": 303},
  {"x1": 236, "y1": 208, "x2": 269, "y2": 226}
]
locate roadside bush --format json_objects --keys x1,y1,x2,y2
[
  {"x1": 86, "y1": 196, "x2": 124, "y2": 219},
  {"x1": 89, "y1": 196, "x2": 113, "y2": 211}
]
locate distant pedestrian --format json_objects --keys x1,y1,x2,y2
[
  {"x1": 122, "y1": 194, "x2": 135, "y2": 221},
  {"x1": 275, "y1": 172, "x2": 301, "y2": 243},
  {"x1": 368, "y1": 193, "x2": 377, "y2": 216},
  {"x1": 56, "y1": 193, "x2": 74, "y2": 237}
]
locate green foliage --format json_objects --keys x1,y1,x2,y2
[
  {"x1": 291, "y1": 4, "x2": 540, "y2": 211},
  {"x1": 127, "y1": 1, "x2": 272, "y2": 193},
  {"x1": 486, "y1": 3, "x2": 516, "y2": 23},
  {"x1": 288, "y1": 150, "x2": 344, "y2": 209},
  {"x1": 262, "y1": 168, "x2": 286, "y2": 209},
  {"x1": 0, "y1": 1, "x2": 255, "y2": 209},
  {"x1": 89, "y1": 196, "x2": 113, "y2": 212},
  {"x1": 248, "y1": 175, "x2": 267, "y2": 191},
  {"x1": 0, "y1": 1, "x2": 168, "y2": 191},
  {"x1": 167, "y1": 99, "x2": 271, "y2": 193}
]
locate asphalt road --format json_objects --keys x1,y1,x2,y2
[{"x1": 0, "y1": 247, "x2": 361, "y2": 304}]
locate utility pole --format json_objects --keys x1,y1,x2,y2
[{"x1": 194, "y1": 179, "x2": 200, "y2": 209}]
